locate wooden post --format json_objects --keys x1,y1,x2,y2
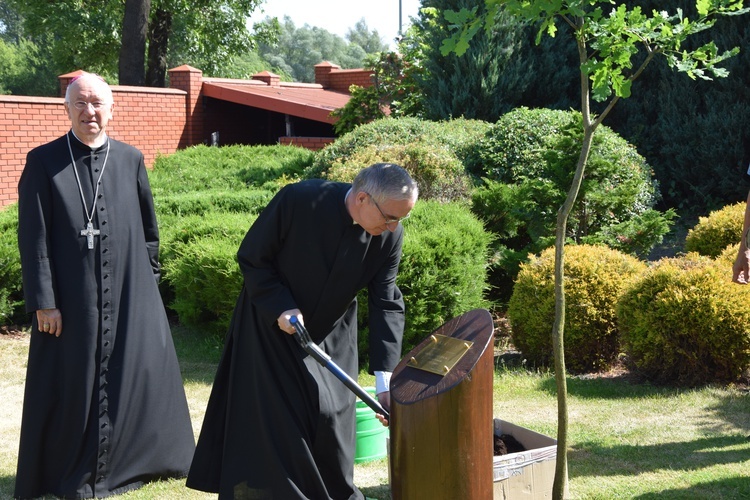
[{"x1": 390, "y1": 309, "x2": 495, "y2": 499}]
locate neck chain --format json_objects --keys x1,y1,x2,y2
[{"x1": 66, "y1": 132, "x2": 110, "y2": 249}]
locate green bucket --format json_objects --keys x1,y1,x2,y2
[{"x1": 354, "y1": 387, "x2": 388, "y2": 463}]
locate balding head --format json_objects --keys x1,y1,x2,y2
[
  {"x1": 65, "y1": 73, "x2": 113, "y2": 103},
  {"x1": 64, "y1": 72, "x2": 114, "y2": 147}
]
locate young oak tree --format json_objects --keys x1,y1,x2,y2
[{"x1": 442, "y1": 1, "x2": 749, "y2": 498}]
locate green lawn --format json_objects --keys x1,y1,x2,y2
[{"x1": 1, "y1": 326, "x2": 748, "y2": 499}]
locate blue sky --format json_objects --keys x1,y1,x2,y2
[{"x1": 248, "y1": 0, "x2": 423, "y2": 49}]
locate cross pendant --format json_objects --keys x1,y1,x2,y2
[{"x1": 80, "y1": 222, "x2": 100, "y2": 250}]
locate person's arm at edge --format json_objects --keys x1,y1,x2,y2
[{"x1": 733, "y1": 189, "x2": 750, "y2": 284}]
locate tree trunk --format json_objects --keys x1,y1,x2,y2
[
  {"x1": 145, "y1": 8, "x2": 171, "y2": 87},
  {"x1": 119, "y1": 0, "x2": 151, "y2": 85},
  {"x1": 551, "y1": 32, "x2": 599, "y2": 500}
]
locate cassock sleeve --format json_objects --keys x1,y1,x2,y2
[
  {"x1": 236, "y1": 185, "x2": 298, "y2": 324},
  {"x1": 367, "y1": 230, "x2": 405, "y2": 373},
  {"x1": 136, "y1": 154, "x2": 161, "y2": 280},
  {"x1": 17, "y1": 149, "x2": 58, "y2": 312}
]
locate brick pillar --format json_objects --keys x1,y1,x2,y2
[
  {"x1": 314, "y1": 61, "x2": 340, "y2": 89},
  {"x1": 58, "y1": 70, "x2": 85, "y2": 98},
  {"x1": 252, "y1": 71, "x2": 281, "y2": 87},
  {"x1": 168, "y1": 65, "x2": 204, "y2": 147}
]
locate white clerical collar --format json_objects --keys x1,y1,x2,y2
[{"x1": 70, "y1": 129, "x2": 108, "y2": 150}]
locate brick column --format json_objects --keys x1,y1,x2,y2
[
  {"x1": 58, "y1": 70, "x2": 85, "y2": 98},
  {"x1": 314, "y1": 61, "x2": 340, "y2": 89},
  {"x1": 252, "y1": 71, "x2": 281, "y2": 87},
  {"x1": 168, "y1": 65, "x2": 204, "y2": 147}
]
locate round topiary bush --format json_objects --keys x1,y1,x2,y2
[
  {"x1": 684, "y1": 201, "x2": 744, "y2": 258},
  {"x1": 469, "y1": 107, "x2": 675, "y2": 302},
  {"x1": 157, "y1": 211, "x2": 253, "y2": 330},
  {"x1": 617, "y1": 253, "x2": 750, "y2": 386},
  {"x1": 717, "y1": 242, "x2": 740, "y2": 267},
  {"x1": 306, "y1": 117, "x2": 490, "y2": 202},
  {"x1": 507, "y1": 244, "x2": 647, "y2": 374},
  {"x1": 321, "y1": 143, "x2": 472, "y2": 202}
]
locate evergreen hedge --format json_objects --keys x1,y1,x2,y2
[
  {"x1": 684, "y1": 201, "x2": 744, "y2": 258},
  {"x1": 468, "y1": 107, "x2": 675, "y2": 301},
  {"x1": 307, "y1": 117, "x2": 490, "y2": 203},
  {"x1": 617, "y1": 254, "x2": 750, "y2": 386},
  {"x1": 0, "y1": 204, "x2": 24, "y2": 324},
  {"x1": 507, "y1": 244, "x2": 646, "y2": 374}
]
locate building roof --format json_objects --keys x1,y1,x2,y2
[{"x1": 201, "y1": 78, "x2": 351, "y2": 125}]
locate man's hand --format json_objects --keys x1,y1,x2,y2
[
  {"x1": 37, "y1": 308, "x2": 62, "y2": 337},
  {"x1": 375, "y1": 391, "x2": 391, "y2": 427},
  {"x1": 733, "y1": 249, "x2": 750, "y2": 284},
  {"x1": 277, "y1": 308, "x2": 302, "y2": 334}
]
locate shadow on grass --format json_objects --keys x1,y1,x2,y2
[
  {"x1": 171, "y1": 324, "x2": 223, "y2": 384},
  {"x1": 360, "y1": 484, "x2": 391, "y2": 500},
  {"x1": 570, "y1": 434, "x2": 750, "y2": 478},
  {"x1": 534, "y1": 375, "x2": 750, "y2": 435},
  {"x1": 633, "y1": 476, "x2": 750, "y2": 499},
  {"x1": 0, "y1": 474, "x2": 15, "y2": 498}
]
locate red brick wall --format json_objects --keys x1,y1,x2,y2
[
  {"x1": 314, "y1": 62, "x2": 374, "y2": 92},
  {"x1": 278, "y1": 136, "x2": 335, "y2": 151},
  {"x1": 0, "y1": 86, "x2": 187, "y2": 208},
  {"x1": 0, "y1": 63, "x2": 358, "y2": 208},
  {"x1": 326, "y1": 69, "x2": 375, "y2": 92},
  {"x1": 0, "y1": 96, "x2": 69, "y2": 207}
]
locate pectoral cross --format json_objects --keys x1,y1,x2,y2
[{"x1": 80, "y1": 222, "x2": 100, "y2": 250}]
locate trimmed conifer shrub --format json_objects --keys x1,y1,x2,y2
[
  {"x1": 685, "y1": 201, "x2": 744, "y2": 258},
  {"x1": 161, "y1": 222, "x2": 250, "y2": 336},
  {"x1": 307, "y1": 116, "x2": 490, "y2": 202},
  {"x1": 469, "y1": 107, "x2": 675, "y2": 301},
  {"x1": 617, "y1": 253, "x2": 750, "y2": 386},
  {"x1": 149, "y1": 144, "x2": 313, "y2": 195},
  {"x1": 0, "y1": 204, "x2": 24, "y2": 324},
  {"x1": 508, "y1": 244, "x2": 647, "y2": 374}
]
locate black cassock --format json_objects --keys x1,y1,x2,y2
[
  {"x1": 15, "y1": 132, "x2": 195, "y2": 499},
  {"x1": 187, "y1": 180, "x2": 405, "y2": 499}
]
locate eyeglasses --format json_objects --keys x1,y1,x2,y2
[
  {"x1": 367, "y1": 193, "x2": 410, "y2": 225},
  {"x1": 69, "y1": 101, "x2": 111, "y2": 111}
]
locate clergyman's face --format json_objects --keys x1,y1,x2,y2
[
  {"x1": 64, "y1": 76, "x2": 114, "y2": 146},
  {"x1": 356, "y1": 191, "x2": 415, "y2": 236}
]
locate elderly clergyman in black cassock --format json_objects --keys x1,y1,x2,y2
[
  {"x1": 186, "y1": 163, "x2": 419, "y2": 499},
  {"x1": 14, "y1": 72, "x2": 195, "y2": 498}
]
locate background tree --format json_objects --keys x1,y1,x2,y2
[
  {"x1": 0, "y1": 2, "x2": 64, "y2": 95},
  {"x1": 346, "y1": 18, "x2": 390, "y2": 53},
  {"x1": 8, "y1": 0, "x2": 122, "y2": 81},
  {"x1": 413, "y1": 0, "x2": 531, "y2": 121},
  {"x1": 5, "y1": 0, "x2": 266, "y2": 87},
  {"x1": 331, "y1": 48, "x2": 426, "y2": 135},
  {"x1": 256, "y1": 15, "x2": 386, "y2": 82},
  {"x1": 0, "y1": 0, "x2": 22, "y2": 43},
  {"x1": 147, "y1": 0, "x2": 265, "y2": 85},
  {"x1": 443, "y1": 1, "x2": 748, "y2": 497},
  {"x1": 605, "y1": 0, "x2": 750, "y2": 214},
  {"x1": 120, "y1": 0, "x2": 151, "y2": 85},
  {"x1": 497, "y1": 0, "x2": 750, "y2": 217}
]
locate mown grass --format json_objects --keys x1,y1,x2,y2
[{"x1": 1, "y1": 327, "x2": 748, "y2": 499}]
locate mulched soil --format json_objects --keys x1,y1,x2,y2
[{"x1": 0, "y1": 324, "x2": 28, "y2": 340}]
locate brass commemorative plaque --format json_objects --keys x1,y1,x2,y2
[{"x1": 406, "y1": 334, "x2": 474, "y2": 376}]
